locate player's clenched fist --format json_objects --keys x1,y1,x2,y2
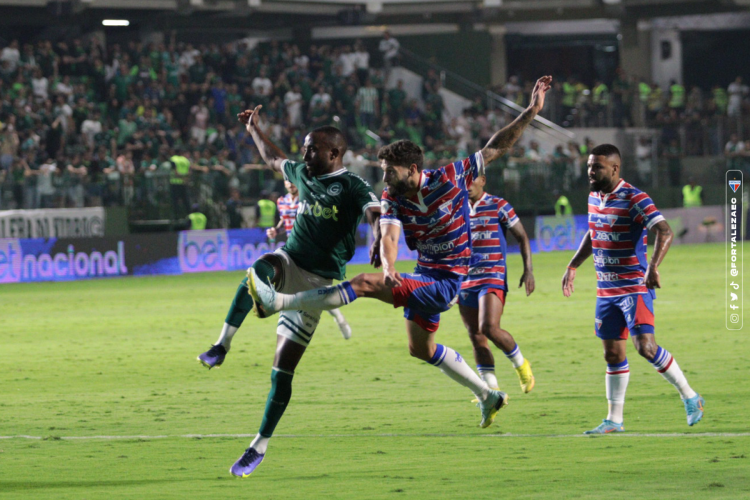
[{"x1": 237, "y1": 105, "x2": 262, "y2": 132}]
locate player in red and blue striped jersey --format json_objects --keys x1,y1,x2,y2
[
  {"x1": 250, "y1": 76, "x2": 553, "y2": 429},
  {"x1": 562, "y1": 144, "x2": 704, "y2": 434},
  {"x1": 266, "y1": 180, "x2": 353, "y2": 340},
  {"x1": 458, "y1": 173, "x2": 536, "y2": 396}
]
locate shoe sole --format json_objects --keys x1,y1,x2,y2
[
  {"x1": 197, "y1": 356, "x2": 221, "y2": 370},
  {"x1": 480, "y1": 392, "x2": 509, "y2": 428},
  {"x1": 246, "y1": 269, "x2": 269, "y2": 319},
  {"x1": 521, "y1": 376, "x2": 535, "y2": 393}
]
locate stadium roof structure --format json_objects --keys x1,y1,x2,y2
[{"x1": 1, "y1": 0, "x2": 746, "y2": 33}]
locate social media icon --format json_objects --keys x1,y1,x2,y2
[
  {"x1": 731, "y1": 293, "x2": 738, "y2": 301},
  {"x1": 730, "y1": 314, "x2": 740, "y2": 324}
]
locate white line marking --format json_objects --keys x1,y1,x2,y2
[{"x1": 2, "y1": 432, "x2": 749, "y2": 441}]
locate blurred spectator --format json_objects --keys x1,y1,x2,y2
[
  {"x1": 378, "y1": 31, "x2": 399, "y2": 79},
  {"x1": 257, "y1": 191, "x2": 276, "y2": 229},
  {"x1": 356, "y1": 79, "x2": 379, "y2": 130},
  {"x1": 725, "y1": 134, "x2": 745, "y2": 170},
  {"x1": 226, "y1": 188, "x2": 244, "y2": 229},
  {"x1": 727, "y1": 76, "x2": 749, "y2": 118}
]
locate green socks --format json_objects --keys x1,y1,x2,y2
[
  {"x1": 259, "y1": 369, "x2": 294, "y2": 438},
  {"x1": 224, "y1": 277, "x2": 254, "y2": 327}
]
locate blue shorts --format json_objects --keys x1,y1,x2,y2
[
  {"x1": 595, "y1": 293, "x2": 655, "y2": 340},
  {"x1": 392, "y1": 268, "x2": 463, "y2": 332},
  {"x1": 457, "y1": 284, "x2": 507, "y2": 309}
]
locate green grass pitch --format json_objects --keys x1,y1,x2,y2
[{"x1": 1, "y1": 242, "x2": 747, "y2": 499}]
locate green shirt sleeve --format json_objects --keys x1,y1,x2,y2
[
  {"x1": 282, "y1": 159, "x2": 302, "y2": 185},
  {"x1": 349, "y1": 174, "x2": 381, "y2": 215}
]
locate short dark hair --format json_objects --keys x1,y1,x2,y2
[
  {"x1": 312, "y1": 126, "x2": 347, "y2": 155},
  {"x1": 590, "y1": 144, "x2": 621, "y2": 159},
  {"x1": 377, "y1": 140, "x2": 424, "y2": 171}
]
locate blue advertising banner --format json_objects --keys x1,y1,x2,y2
[
  {"x1": 534, "y1": 215, "x2": 590, "y2": 252},
  {"x1": 0, "y1": 224, "x2": 410, "y2": 284}
]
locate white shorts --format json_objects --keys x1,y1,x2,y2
[{"x1": 273, "y1": 248, "x2": 332, "y2": 347}]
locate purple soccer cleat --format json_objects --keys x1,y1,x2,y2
[
  {"x1": 230, "y1": 448, "x2": 265, "y2": 477},
  {"x1": 197, "y1": 344, "x2": 227, "y2": 369}
]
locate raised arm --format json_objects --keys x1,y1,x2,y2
[
  {"x1": 481, "y1": 76, "x2": 552, "y2": 165},
  {"x1": 644, "y1": 220, "x2": 673, "y2": 289},
  {"x1": 380, "y1": 221, "x2": 402, "y2": 287},
  {"x1": 562, "y1": 231, "x2": 593, "y2": 297},
  {"x1": 237, "y1": 105, "x2": 286, "y2": 172},
  {"x1": 509, "y1": 222, "x2": 535, "y2": 296}
]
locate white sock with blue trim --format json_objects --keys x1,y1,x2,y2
[
  {"x1": 649, "y1": 346, "x2": 697, "y2": 400},
  {"x1": 504, "y1": 344, "x2": 525, "y2": 369},
  {"x1": 606, "y1": 359, "x2": 630, "y2": 424},
  {"x1": 429, "y1": 344, "x2": 489, "y2": 400},
  {"x1": 477, "y1": 364, "x2": 498, "y2": 389},
  {"x1": 277, "y1": 282, "x2": 357, "y2": 311}
]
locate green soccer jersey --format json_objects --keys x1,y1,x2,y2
[{"x1": 281, "y1": 160, "x2": 380, "y2": 280}]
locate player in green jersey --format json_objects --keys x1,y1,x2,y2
[{"x1": 197, "y1": 105, "x2": 382, "y2": 477}]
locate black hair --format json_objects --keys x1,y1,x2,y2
[
  {"x1": 377, "y1": 140, "x2": 424, "y2": 171},
  {"x1": 590, "y1": 144, "x2": 621, "y2": 159}
]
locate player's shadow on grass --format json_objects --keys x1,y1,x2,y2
[{"x1": 0, "y1": 478, "x2": 193, "y2": 492}]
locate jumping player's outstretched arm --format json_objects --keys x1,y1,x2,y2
[
  {"x1": 644, "y1": 220, "x2": 673, "y2": 289},
  {"x1": 562, "y1": 231, "x2": 593, "y2": 297},
  {"x1": 238, "y1": 105, "x2": 286, "y2": 172},
  {"x1": 509, "y1": 222, "x2": 535, "y2": 296},
  {"x1": 481, "y1": 76, "x2": 553, "y2": 165}
]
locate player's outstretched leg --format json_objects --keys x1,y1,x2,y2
[
  {"x1": 198, "y1": 256, "x2": 280, "y2": 369},
  {"x1": 230, "y1": 336, "x2": 303, "y2": 477},
  {"x1": 248, "y1": 269, "x2": 357, "y2": 317},
  {"x1": 634, "y1": 336, "x2": 704, "y2": 426},
  {"x1": 327, "y1": 308, "x2": 352, "y2": 339},
  {"x1": 407, "y1": 318, "x2": 508, "y2": 429}
]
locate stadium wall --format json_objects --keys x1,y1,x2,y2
[
  {"x1": 0, "y1": 226, "x2": 417, "y2": 284},
  {"x1": 0, "y1": 205, "x2": 725, "y2": 285}
]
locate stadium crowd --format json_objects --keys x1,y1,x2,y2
[{"x1": 0, "y1": 34, "x2": 747, "y2": 217}]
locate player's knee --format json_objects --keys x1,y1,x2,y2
[
  {"x1": 255, "y1": 254, "x2": 283, "y2": 288},
  {"x1": 468, "y1": 330, "x2": 489, "y2": 349},
  {"x1": 408, "y1": 344, "x2": 431, "y2": 361},
  {"x1": 635, "y1": 341, "x2": 657, "y2": 360},
  {"x1": 349, "y1": 273, "x2": 377, "y2": 296},
  {"x1": 603, "y1": 350, "x2": 621, "y2": 365},
  {"x1": 478, "y1": 322, "x2": 500, "y2": 342}
]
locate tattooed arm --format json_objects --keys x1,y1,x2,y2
[{"x1": 481, "y1": 76, "x2": 553, "y2": 165}]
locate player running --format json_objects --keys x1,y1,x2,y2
[
  {"x1": 561, "y1": 143, "x2": 704, "y2": 434},
  {"x1": 458, "y1": 174, "x2": 535, "y2": 397},
  {"x1": 266, "y1": 180, "x2": 353, "y2": 340},
  {"x1": 198, "y1": 105, "x2": 381, "y2": 477},
  {"x1": 249, "y1": 76, "x2": 552, "y2": 430}
]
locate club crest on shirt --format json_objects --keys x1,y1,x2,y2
[{"x1": 327, "y1": 182, "x2": 343, "y2": 196}]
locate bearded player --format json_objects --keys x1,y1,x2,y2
[
  {"x1": 249, "y1": 76, "x2": 552, "y2": 430},
  {"x1": 562, "y1": 143, "x2": 703, "y2": 434},
  {"x1": 198, "y1": 105, "x2": 381, "y2": 477},
  {"x1": 458, "y1": 173, "x2": 535, "y2": 397},
  {"x1": 266, "y1": 180, "x2": 353, "y2": 339}
]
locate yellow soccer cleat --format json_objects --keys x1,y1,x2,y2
[{"x1": 516, "y1": 359, "x2": 535, "y2": 393}]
